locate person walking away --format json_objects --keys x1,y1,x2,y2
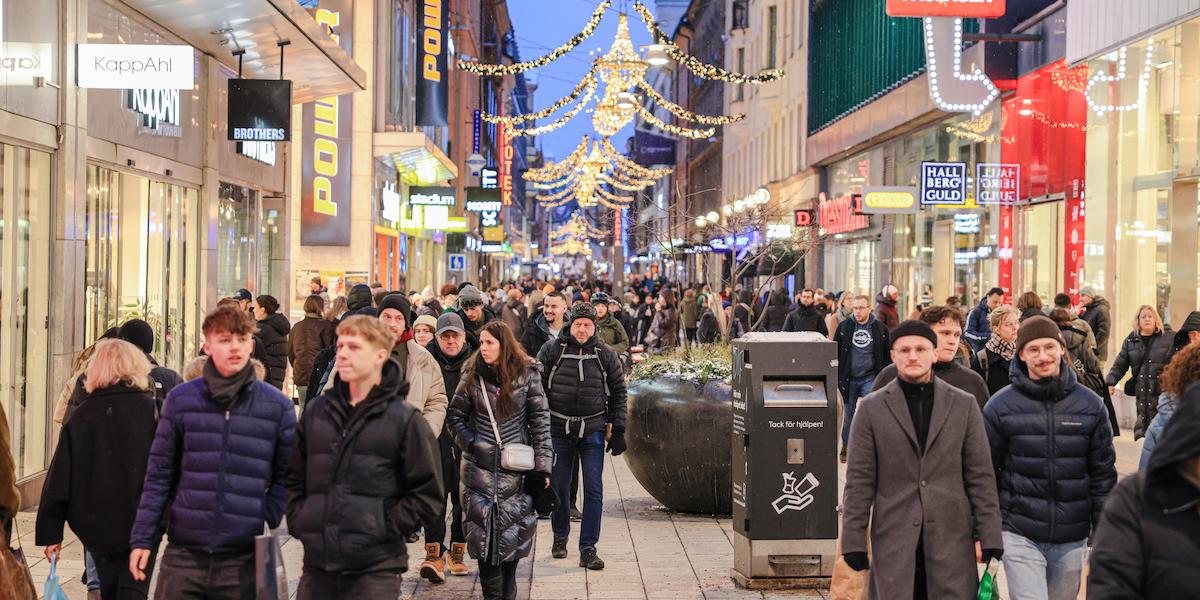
[
  {"x1": 413, "y1": 314, "x2": 438, "y2": 348},
  {"x1": 446, "y1": 322, "x2": 553, "y2": 600},
  {"x1": 1088, "y1": 378, "x2": 1200, "y2": 599},
  {"x1": 324, "y1": 296, "x2": 348, "y2": 322},
  {"x1": 760, "y1": 289, "x2": 791, "y2": 332},
  {"x1": 452, "y1": 285, "x2": 496, "y2": 349},
  {"x1": 1079, "y1": 287, "x2": 1112, "y2": 361},
  {"x1": 782, "y1": 289, "x2": 829, "y2": 336},
  {"x1": 825, "y1": 294, "x2": 852, "y2": 341},
  {"x1": 1139, "y1": 339, "x2": 1200, "y2": 469},
  {"x1": 647, "y1": 291, "x2": 680, "y2": 354},
  {"x1": 634, "y1": 292, "x2": 656, "y2": 345},
  {"x1": 1106, "y1": 305, "x2": 1174, "y2": 439},
  {"x1": 696, "y1": 293, "x2": 726, "y2": 344},
  {"x1": 841, "y1": 320, "x2": 1003, "y2": 600},
  {"x1": 420, "y1": 314, "x2": 476, "y2": 582},
  {"x1": 127, "y1": 305, "x2": 297, "y2": 599},
  {"x1": 592, "y1": 293, "x2": 630, "y2": 356},
  {"x1": 286, "y1": 316, "x2": 443, "y2": 599},
  {"x1": 873, "y1": 285, "x2": 901, "y2": 332},
  {"x1": 37, "y1": 339, "x2": 160, "y2": 599},
  {"x1": 832, "y1": 295, "x2": 891, "y2": 463},
  {"x1": 1051, "y1": 308, "x2": 1118, "y2": 435},
  {"x1": 501, "y1": 288, "x2": 529, "y2": 341},
  {"x1": 536, "y1": 304, "x2": 626, "y2": 569},
  {"x1": 983, "y1": 316, "x2": 1117, "y2": 600},
  {"x1": 253, "y1": 295, "x2": 291, "y2": 390},
  {"x1": 1016, "y1": 291, "x2": 1044, "y2": 322},
  {"x1": 681, "y1": 288, "x2": 699, "y2": 346},
  {"x1": 1053, "y1": 293, "x2": 1096, "y2": 343},
  {"x1": 971, "y1": 305, "x2": 1019, "y2": 396},
  {"x1": 730, "y1": 290, "x2": 755, "y2": 337},
  {"x1": 521, "y1": 292, "x2": 568, "y2": 357},
  {"x1": 875, "y1": 306, "x2": 990, "y2": 410},
  {"x1": 289, "y1": 295, "x2": 336, "y2": 408},
  {"x1": 965, "y1": 287, "x2": 1004, "y2": 352}
]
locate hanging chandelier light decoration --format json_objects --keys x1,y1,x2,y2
[
  {"x1": 458, "y1": 1, "x2": 612, "y2": 75},
  {"x1": 632, "y1": 1, "x2": 784, "y2": 84}
]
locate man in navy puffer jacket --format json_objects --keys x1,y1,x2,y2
[
  {"x1": 129, "y1": 306, "x2": 297, "y2": 599},
  {"x1": 983, "y1": 316, "x2": 1116, "y2": 600}
]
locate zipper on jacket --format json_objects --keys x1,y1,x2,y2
[
  {"x1": 1046, "y1": 400, "x2": 1057, "y2": 539},
  {"x1": 214, "y1": 405, "x2": 234, "y2": 551}
]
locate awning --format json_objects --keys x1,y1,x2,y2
[
  {"x1": 375, "y1": 132, "x2": 459, "y2": 185},
  {"x1": 119, "y1": 0, "x2": 366, "y2": 104}
]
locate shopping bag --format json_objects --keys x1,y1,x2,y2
[
  {"x1": 829, "y1": 536, "x2": 868, "y2": 600},
  {"x1": 977, "y1": 558, "x2": 1000, "y2": 600},
  {"x1": 42, "y1": 554, "x2": 68, "y2": 600},
  {"x1": 0, "y1": 520, "x2": 36, "y2": 600},
  {"x1": 255, "y1": 527, "x2": 288, "y2": 600}
]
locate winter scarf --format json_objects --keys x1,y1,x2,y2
[
  {"x1": 202, "y1": 359, "x2": 256, "y2": 406},
  {"x1": 985, "y1": 335, "x2": 1016, "y2": 361}
]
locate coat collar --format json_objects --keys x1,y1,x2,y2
[{"x1": 880, "y1": 377, "x2": 954, "y2": 455}]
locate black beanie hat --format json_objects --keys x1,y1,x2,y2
[
  {"x1": 891, "y1": 320, "x2": 938, "y2": 348},
  {"x1": 1016, "y1": 315, "x2": 1066, "y2": 355},
  {"x1": 118, "y1": 319, "x2": 156, "y2": 355},
  {"x1": 378, "y1": 293, "x2": 412, "y2": 328},
  {"x1": 347, "y1": 284, "x2": 374, "y2": 311}
]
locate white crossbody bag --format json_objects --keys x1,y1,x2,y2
[{"x1": 480, "y1": 381, "x2": 535, "y2": 472}]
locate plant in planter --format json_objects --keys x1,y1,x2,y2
[{"x1": 624, "y1": 342, "x2": 735, "y2": 515}]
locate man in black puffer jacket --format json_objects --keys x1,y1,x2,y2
[
  {"x1": 286, "y1": 315, "x2": 443, "y2": 598},
  {"x1": 983, "y1": 316, "x2": 1117, "y2": 600},
  {"x1": 1088, "y1": 380, "x2": 1200, "y2": 599},
  {"x1": 536, "y1": 303, "x2": 626, "y2": 571},
  {"x1": 782, "y1": 289, "x2": 828, "y2": 336}
]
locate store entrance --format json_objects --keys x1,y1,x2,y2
[{"x1": 1017, "y1": 201, "x2": 1062, "y2": 301}]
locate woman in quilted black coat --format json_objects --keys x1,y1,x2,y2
[{"x1": 446, "y1": 321, "x2": 552, "y2": 600}]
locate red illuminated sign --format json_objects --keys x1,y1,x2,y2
[
  {"x1": 499, "y1": 122, "x2": 513, "y2": 207},
  {"x1": 794, "y1": 209, "x2": 815, "y2": 227},
  {"x1": 886, "y1": 0, "x2": 1005, "y2": 18},
  {"x1": 1064, "y1": 179, "x2": 1086, "y2": 300},
  {"x1": 819, "y1": 194, "x2": 869, "y2": 235},
  {"x1": 998, "y1": 204, "x2": 1013, "y2": 302}
]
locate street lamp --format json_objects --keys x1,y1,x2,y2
[{"x1": 645, "y1": 44, "x2": 669, "y2": 66}]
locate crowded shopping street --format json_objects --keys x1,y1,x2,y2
[{"x1": 3, "y1": 1, "x2": 1200, "y2": 599}]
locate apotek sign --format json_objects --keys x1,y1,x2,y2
[
  {"x1": 886, "y1": 0, "x2": 1005, "y2": 18},
  {"x1": 77, "y1": 44, "x2": 194, "y2": 89}
]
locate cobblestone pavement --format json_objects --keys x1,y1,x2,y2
[{"x1": 15, "y1": 430, "x2": 1141, "y2": 599}]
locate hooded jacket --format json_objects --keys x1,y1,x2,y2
[
  {"x1": 982, "y1": 358, "x2": 1117, "y2": 544},
  {"x1": 964, "y1": 298, "x2": 992, "y2": 351},
  {"x1": 595, "y1": 313, "x2": 630, "y2": 355},
  {"x1": 536, "y1": 328, "x2": 628, "y2": 439},
  {"x1": 286, "y1": 359, "x2": 443, "y2": 573},
  {"x1": 874, "y1": 292, "x2": 900, "y2": 332},
  {"x1": 256, "y1": 312, "x2": 291, "y2": 389},
  {"x1": 760, "y1": 292, "x2": 791, "y2": 332},
  {"x1": 451, "y1": 304, "x2": 497, "y2": 349},
  {"x1": 1171, "y1": 311, "x2": 1200, "y2": 355},
  {"x1": 782, "y1": 304, "x2": 828, "y2": 336},
  {"x1": 1081, "y1": 296, "x2": 1112, "y2": 360},
  {"x1": 1088, "y1": 381, "x2": 1200, "y2": 599},
  {"x1": 36, "y1": 383, "x2": 158, "y2": 553},
  {"x1": 1106, "y1": 327, "x2": 1174, "y2": 438},
  {"x1": 520, "y1": 310, "x2": 562, "y2": 358}
]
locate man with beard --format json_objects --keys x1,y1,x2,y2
[
  {"x1": 451, "y1": 284, "x2": 495, "y2": 348},
  {"x1": 521, "y1": 292, "x2": 568, "y2": 357},
  {"x1": 782, "y1": 288, "x2": 829, "y2": 336}
]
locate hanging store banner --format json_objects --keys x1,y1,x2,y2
[
  {"x1": 415, "y1": 0, "x2": 449, "y2": 126},
  {"x1": 227, "y1": 79, "x2": 292, "y2": 142},
  {"x1": 632, "y1": 129, "x2": 677, "y2": 166},
  {"x1": 976, "y1": 163, "x2": 1020, "y2": 205},
  {"x1": 920, "y1": 162, "x2": 967, "y2": 206},
  {"x1": 886, "y1": 0, "x2": 1005, "y2": 18},
  {"x1": 301, "y1": 0, "x2": 354, "y2": 246},
  {"x1": 76, "y1": 43, "x2": 194, "y2": 89},
  {"x1": 862, "y1": 187, "x2": 918, "y2": 214}
]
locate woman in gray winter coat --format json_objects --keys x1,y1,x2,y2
[
  {"x1": 446, "y1": 321, "x2": 552, "y2": 600},
  {"x1": 1106, "y1": 305, "x2": 1174, "y2": 439}
]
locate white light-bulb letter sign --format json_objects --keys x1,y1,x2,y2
[
  {"x1": 923, "y1": 17, "x2": 999, "y2": 115},
  {"x1": 1085, "y1": 39, "x2": 1155, "y2": 115}
]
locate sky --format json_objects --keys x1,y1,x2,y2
[{"x1": 506, "y1": 0, "x2": 657, "y2": 162}]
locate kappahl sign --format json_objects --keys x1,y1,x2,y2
[{"x1": 77, "y1": 44, "x2": 194, "y2": 89}]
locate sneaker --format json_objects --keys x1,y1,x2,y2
[
  {"x1": 839, "y1": 447, "x2": 847, "y2": 463},
  {"x1": 552, "y1": 538, "x2": 568, "y2": 559},
  {"x1": 418, "y1": 543, "x2": 446, "y2": 584},
  {"x1": 447, "y1": 543, "x2": 470, "y2": 576},
  {"x1": 570, "y1": 507, "x2": 582, "y2": 522},
  {"x1": 579, "y1": 547, "x2": 605, "y2": 570}
]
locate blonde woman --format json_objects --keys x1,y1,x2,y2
[
  {"x1": 696, "y1": 293, "x2": 727, "y2": 344},
  {"x1": 1106, "y1": 305, "x2": 1174, "y2": 438},
  {"x1": 36, "y1": 339, "x2": 160, "y2": 599}
]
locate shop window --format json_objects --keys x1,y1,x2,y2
[
  {"x1": 218, "y1": 182, "x2": 258, "y2": 299},
  {"x1": 1, "y1": 144, "x2": 52, "y2": 478}
]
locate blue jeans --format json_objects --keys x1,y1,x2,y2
[
  {"x1": 551, "y1": 431, "x2": 606, "y2": 550},
  {"x1": 1001, "y1": 531, "x2": 1088, "y2": 600},
  {"x1": 841, "y1": 375, "x2": 876, "y2": 447}
]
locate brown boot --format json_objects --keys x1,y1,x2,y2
[
  {"x1": 447, "y1": 542, "x2": 470, "y2": 576},
  {"x1": 419, "y1": 543, "x2": 446, "y2": 584}
]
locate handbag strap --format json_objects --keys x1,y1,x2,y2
[{"x1": 480, "y1": 380, "x2": 503, "y2": 452}]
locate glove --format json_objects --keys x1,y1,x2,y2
[
  {"x1": 843, "y1": 552, "x2": 869, "y2": 572},
  {"x1": 607, "y1": 430, "x2": 627, "y2": 456},
  {"x1": 981, "y1": 548, "x2": 1004, "y2": 563}
]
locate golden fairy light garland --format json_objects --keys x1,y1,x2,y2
[
  {"x1": 537, "y1": 184, "x2": 577, "y2": 203},
  {"x1": 458, "y1": 1, "x2": 612, "y2": 76},
  {"x1": 482, "y1": 70, "x2": 598, "y2": 125},
  {"x1": 507, "y1": 79, "x2": 598, "y2": 137},
  {"x1": 599, "y1": 139, "x2": 672, "y2": 177},
  {"x1": 636, "y1": 80, "x2": 745, "y2": 125},
  {"x1": 596, "y1": 186, "x2": 634, "y2": 204},
  {"x1": 634, "y1": 103, "x2": 714, "y2": 139},
  {"x1": 633, "y1": 2, "x2": 784, "y2": 84}
]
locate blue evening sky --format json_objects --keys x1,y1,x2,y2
[{"x1": 506, "y1": 0, "x2": 657, "y2": 161}]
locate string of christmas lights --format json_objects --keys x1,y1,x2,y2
[
  {"x1": 599, "y1": 139, "x2": 672, "y2": 177},
  {"x1": 482, "y1": 70, "x2": 598, "y2": 125},
  {"x1": 633, "y1": 2, "x2": 784, "y2": 84},
  {"x1": 634, "y1": 103, "x2": 715, "y2": 139},
  {"x1": 458, "y1": 1, "x2": 612, "y2": 75},
  {"x1": 635, "y1": 80, "x2": 745, "y2": 125},
  {"x1": 507, "y1": 79, "x2": 598, "y2": 137}
]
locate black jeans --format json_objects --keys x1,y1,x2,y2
[
  {"x1": 478, "y1": 560, "x2": 518, "y2": 600},
  {"x1": 152, "y1": 545, "x2": 255, "y2": 600},
  {"x1": 296, "y1": 567, "x2": 402, "y2": 600},
  {"x1": 425, "y1": 434, "x2": 465, "y2": 553},
  {"x1": 91, "y1": 547, "x2": 157, "y2": 600}
]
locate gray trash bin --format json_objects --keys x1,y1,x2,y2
[{"x1": 730, "y1": 332, "x2": 838, "y2": 588}]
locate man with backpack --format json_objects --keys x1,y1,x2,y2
[{"x1": 536, "y1": 303, "x2": 627, "y2": 570}]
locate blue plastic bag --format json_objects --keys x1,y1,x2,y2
[{"x1": 43, "y1": 554, "x2": 69, "y2": 600}]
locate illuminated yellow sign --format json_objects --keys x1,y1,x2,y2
[
  {"x1": 483, "y1": 226, "x2": 504, "y2": 242},
  {"x1": 862, "y1": 187, "x2": 918, "y2": 214}
]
